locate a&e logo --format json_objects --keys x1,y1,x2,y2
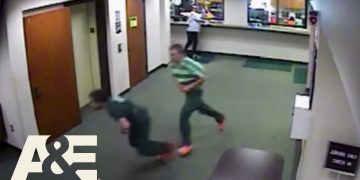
[{"x1": 12, "y1": 135, "x2": 97, "y2": 180}]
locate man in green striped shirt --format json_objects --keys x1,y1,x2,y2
[{"x1": 169, "y1": 44, "x2": 225, "y2": 157}]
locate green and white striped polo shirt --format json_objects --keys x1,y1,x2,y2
[{"x1": 170, "y1": 57, "x2": 205, "y2": 84}]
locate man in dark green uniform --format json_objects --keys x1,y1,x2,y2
[
  {"x1": 89, "y1": 90, "x2": 174, "y2": 160},
  {"x1": 169, "y1": 44, "x2": 225, "y2": 156}
]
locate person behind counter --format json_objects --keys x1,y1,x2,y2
[
  {"x1": 172, "y1": 0, "x2": 182, "y2": 18},
  {"x1": 184, "y1": 4, "x2": 206, "y2": 59}
]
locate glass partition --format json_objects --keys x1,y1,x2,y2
[
  {"x1": 278, "y1": 0, "x2": 307, "y2": 27},
  {"x1": 170, "y1": 0, "x2": 224, "y2": 22},
  {"x1": 248, "y1": 0, "x2": 308, "y2": 28}
]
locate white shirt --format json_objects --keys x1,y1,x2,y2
[
  {"x1": 187, "y1": 11, "x2": 202, "y2": 32},
  {"x1": 172, "y1": 0, "x2": 182, "y2": 6}
]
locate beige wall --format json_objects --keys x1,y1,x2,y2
[
  {"x1": 298, "y1": 0, "x2": 360, "y2": 179},
  {"x1": 314, "y1": 0, "x2": 360, "y2": 139},
  {"x1": 224, "y1": 0, "x2": 248, "y2": 26},
  {"x1": 297, "y1": 28, "x2": 359, "y2": 180},
  {"x1": 70, "y1": 2, "x2": 101, "y2": 108},
  {"x1": 145, "y1": 0, "x2": 171, "y2": 71},
  {"x1": 0, "y1": 9, "x2": 26, "y2": 147},
  {"x1": 106, "y1": 0, "x2": 131, "y2": 96}
]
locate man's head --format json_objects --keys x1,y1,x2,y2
[
  {"x1": 170, "y1": 44, "x2": 185, "y2": 63},
  {"x1": 89, "y1": 89, "x2": 109, "y2": 107},
  {"x1": 192, "y1": 4, "x2": 201, "y2": 13}
]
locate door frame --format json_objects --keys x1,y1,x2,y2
[
  {"x1": 24, "y1": 0, "x2": 112, "y2": 97},
  {"x1": 141, "y1": 0, "x2": 149, "y2": 76}
]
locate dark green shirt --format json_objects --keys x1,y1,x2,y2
[{"x1": 106, "y1": 96, "x2": 135, "y2": 122}]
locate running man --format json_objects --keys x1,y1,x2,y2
[
  {"x1": 169, "y1": 44, "x2": 225, "y2": 156},
  {"x1": 89, "y1": 90, "x2": 174, "y2": 160}
]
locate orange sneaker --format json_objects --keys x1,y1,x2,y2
[
  {"x1": 217, "y1": 116, "x2": 225, "y2": 132},
  {"x1": 177, "y1": 145, "x2": 193, "y2": 157}
]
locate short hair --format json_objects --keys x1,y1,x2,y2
[
  {"x1": 169, "y1": 44, "x2": 184, "y2": 54},
  {"x1": 89, "y1": 90, "x2": 109, "y2": 103}
]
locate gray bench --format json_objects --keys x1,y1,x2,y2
[{"x1": 210, "y1": 148, "x2": 284, "y2": 180}]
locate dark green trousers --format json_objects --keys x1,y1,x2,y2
[
  {"x1": 129, "y1": 107, "x2": 169, "y2": 156},
  {"x1": 180, "y1": 88, "x2": 223, "y2": 145}
]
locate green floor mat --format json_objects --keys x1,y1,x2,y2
[
  {"x1": 243, "y1": 58, "x2": 293, "y2": 72},
  {"x1": 293, "y1": 66, "x2": 308, "y2": 84}
]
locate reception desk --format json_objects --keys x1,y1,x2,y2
[{"x1": 171, "y1": 22, "x2": 310, "y2": 63}]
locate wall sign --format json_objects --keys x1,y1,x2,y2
[
  {"x1": 309, "y1": 10, "x2": 319, "y2": 25},
  {"x1": 325, "y1": 142, "x2": 360, "y2": 176},
  {"x1": 115, "y1": 11, "x2": 122, "y2": 34},
  {"x1": 129, "y1": 16, "x2": 138, "y2": 28}
]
